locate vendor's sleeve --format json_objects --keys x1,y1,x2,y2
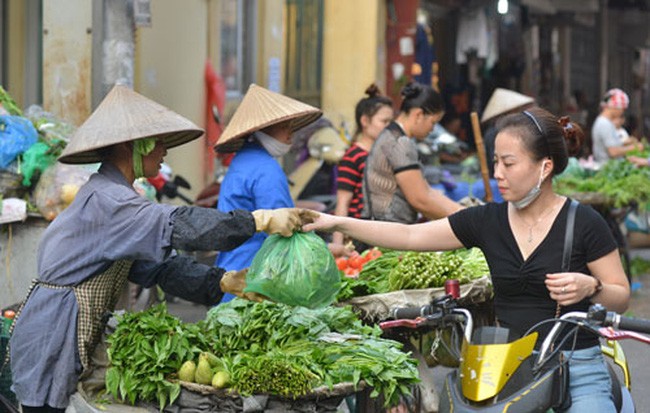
[
  {"x1": 129, "y1": 255, "x2": 225, "y2": 306},
  {"x1": 384, "y1": 136, "x2": 421, "y2": 174},
  {"x1": 171, "y1": 207, "x2": 256, "y2": 251}
]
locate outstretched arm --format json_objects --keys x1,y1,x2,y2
[
  {"x1": 303, "y1": 213, "x2": 464, "y2": 252},
  {"x1": 129, "y1": 255, "x2": 225, "y2": 306}
]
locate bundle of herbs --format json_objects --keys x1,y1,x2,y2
[
  {"x1": 337, "y1": 248, "x2": 489, "y2": 301},
  {"x1": 200, "y1": 299, "x2": 419, "y2": 406},
  {"x1": 554, "y1": 158, "x2": 650, "y2": 209},
  {"x1": 106, "y1": 300, "x2": 419, "y2": 408},
  {"x1": 105, "y1": 304, "x2": 210, "y2": 409}
]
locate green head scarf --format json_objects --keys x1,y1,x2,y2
[{"x1": 133, "y1": 137, "x2": 157, "y2": 178}]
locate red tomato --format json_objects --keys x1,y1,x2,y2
[
  {"x1": 336, "y1": 257, "x2": 348, "y2": 271},
  {"x1": 367, "y1": 248, "x2": 383, "y2": 261},
  {"x1": 348, "y1": 254, "x2": 365, "y2": 270},
  {"x1": 344, "y1": 267, "x2": 359, "y2": 277}
]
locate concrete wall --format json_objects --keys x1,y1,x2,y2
[
  {"x1": 135, "y1": 0, "x2": 208, "y2": 197},
  {"x1": 257, "y1": 0, "x2": 285, "y2": 93},
  {"x1": 321, "y1": 0, "x2": 385, "y2": 134},
  {"x1": 42, "y1": 0, "x2": 93, "y2": 126},
  {"x1": 5, "y1": 0, "x2": 25, "y2": 107}
]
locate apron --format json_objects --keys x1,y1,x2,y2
[{"x1": 6, "y1": 260, "x2": 134, "y2": 376}]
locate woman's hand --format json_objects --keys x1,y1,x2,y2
[
  {"x1": 302, "y1": 212, "x2": 340, "y2": 233},
  {"x1": 545, "y1": 272, "x2": 599, "y2": 306},
  {"x1": 627, "y1": 155, "x2": 649, "y2": 167},
  {"x1": 328, "y1": 242, "x2": 356, "y2": 258}
]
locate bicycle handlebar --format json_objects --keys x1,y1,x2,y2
[
  {"x1": 609, "y1": 313, "x2": 650, "y2": 334},
  {"x1": 391, "y1": 305, "x2": 436, "y2": 320}
]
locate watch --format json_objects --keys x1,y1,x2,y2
[{"x1": 589, "y1": 278, "x2": 603, "y2": 300}]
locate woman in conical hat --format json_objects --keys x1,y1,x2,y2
[
  {"x1": 213, "y1": 84, "x2": 322, "y2": 303},
  {"x1": 481, "y1": 88, "x2": 536, "y2": 177},
  {"x1": 9, "y1": 84, "x2": 316, "y2": 411}
]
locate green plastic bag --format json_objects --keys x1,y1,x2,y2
[
  {"x1": 244, "y1": 232, "x2": 341, "y2": 308},
  {"x1": 21, "y1": 141, "x2": 57, "y2": 186}
]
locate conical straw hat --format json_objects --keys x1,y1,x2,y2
[
  {"x1": 59, "y1": 84, "x2": 204, "y2": 164},
  {"x1": 215, "y1": 84, "x2": 322, "y2": 153},
  {"x1": 480, "y1": 88, "x2": 535, "y2": 123}
]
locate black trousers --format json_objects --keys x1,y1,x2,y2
[{"x1": 21, "y1": 405, "x2": 65, "y2": 413}]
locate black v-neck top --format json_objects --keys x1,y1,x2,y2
[{"x1": 448, "y1": 198, "x2": 617, "y2": 349}]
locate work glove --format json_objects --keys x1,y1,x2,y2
[
  {"x1": 251, "y1": 208, "x2": 320, "y2": 237},
  {"x1": 219, "y1": 268, "x2": 265, "y2": 302}
]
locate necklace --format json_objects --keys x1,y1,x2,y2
[{"x1": 519, "y1": 198, "x2": 562, "y2": 243}]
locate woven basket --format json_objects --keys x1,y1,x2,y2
[{"x1": 178, "y1": 379, "x2": 365, "y2": 399}]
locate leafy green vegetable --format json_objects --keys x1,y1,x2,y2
[
  {"x1": 106, "y1": 300, "x2": 420, "y2": 408},
  {"x1": 337, "y1": 248, "x2": 489, "y2": 300},
  {"x1": 554, "y1": 159, "x2": 650, "y2": 209},
  {"x1": 201, "y1": 300, "x2": 418, "y2": 406},
  {"x1": 106, "y1": 304, "x2": 209, "y2": 409}
]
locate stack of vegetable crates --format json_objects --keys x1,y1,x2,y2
[{"x1": 0, "y1": 314, "x2": 17, "y2": 405}]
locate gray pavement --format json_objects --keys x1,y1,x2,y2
[{"x1": 622, "y1": 248, "x2": 650, "y2": 410}]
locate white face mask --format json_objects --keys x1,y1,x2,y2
[
  {"x1": 512, "y1": 162, "x2": 547, "y2": 210},
  {"x1": 255, "y1": 131, "x2": 292, "y2": 157}
]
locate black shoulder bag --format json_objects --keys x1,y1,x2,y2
[{"x1": 552, "y1": 199, "x2": 579, "y2": 411}]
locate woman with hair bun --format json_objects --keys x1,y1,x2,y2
[
  {"x1": 303, "y1": 106, "x2": 630, "y2": 412},
  {"x1": 330, "y1": 84, "x2": 394, "y2": 255},
  {"x1": 362, "y1": 81, "x2": 462, "y2": 224}
]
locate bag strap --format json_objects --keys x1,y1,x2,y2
[
  {"x1": 556, "y1": 199, "x2": 579, "y2": 318},
  {"x1": 562, "y1": 200, "x2": 579, "y2": 272}
]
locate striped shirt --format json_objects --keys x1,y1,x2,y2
[{"x1": 337, "y1": 144, "x2": 368, "y2": 218}]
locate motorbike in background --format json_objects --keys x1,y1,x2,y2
[{"x1": 380, "y1": 286, "x2": 650, "y2": 412}]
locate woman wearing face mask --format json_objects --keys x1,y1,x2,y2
[
  {"x1": 302, "y1": 107, "x2": 630, "y2": 412},
  {"x1": 213, "y1": 84, "x2": 322, "y2": 303},
  {"x1": 363, "y1": 81, "x2": 462, "y2": 223}
]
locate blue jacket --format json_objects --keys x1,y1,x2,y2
[{"x1": 215, "y1": 139, "x2": 294, "y2": 301}]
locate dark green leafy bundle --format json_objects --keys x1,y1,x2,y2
[
  {"x1": 337, "y1": 275, "x2": 376, "y2": 301},
  {"x1": 106, "y1": 304, "x2": 209, "y2": 409},
  {"x1": 201, "y1": 300, "x2": 418, "y2": 406},
  {"x1": 358, "y1": 249, "x2": 404, "y2": 292},
  {"x1": 278, "y1": 337, "x2": 420, "y2": 406},
  {"x1": 201, "y1": 299, "x2": 374, "y2": 355},
  {"x1": 554, "y1": 159, "x2": 650, "y2": 208},
  {"x1": 229, "y1": 351, "x2": 319, "y2": 398}
]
